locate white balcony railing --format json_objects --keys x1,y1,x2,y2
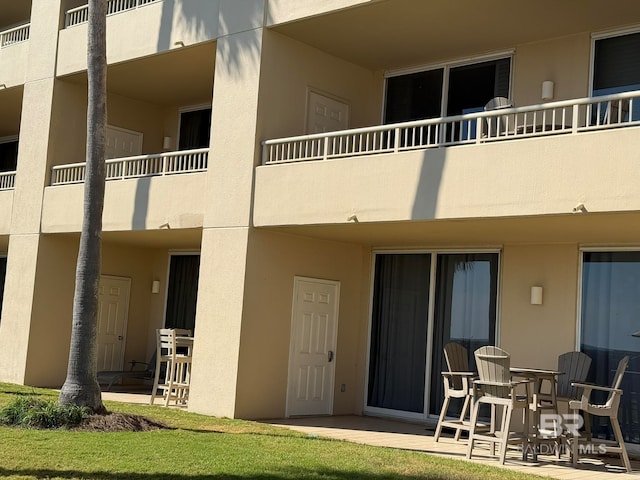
[
  {"x1": 65, "y1": 0, "x2": 159, "y2": 28},
  {"x1": 0, "y1": 171, "x2": 16, "y2": 190},
  {"x1": 0, "y1": 23, "x2": 30, "y2": 48},
  {"x1": 262, "y1": 91, "x2": 640, "y2": 165},
  {"x1": 51, "y1": 148, "x2": 208, "y2": 186}
]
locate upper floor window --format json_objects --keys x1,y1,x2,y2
[
  {"x1": 593, "y1": 31, "x2": 640, "y2": 96},
  {"x1": 384, "y1": 56, "x2": 512, "y2": 124}
]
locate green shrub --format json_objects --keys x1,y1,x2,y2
[{"x1": 0, "y1": 396, "x2": 90, "y2": 429}]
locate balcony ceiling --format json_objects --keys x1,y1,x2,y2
[
  {"x1": 263, "y1": 212, "x2": 640, "y2": 247},
  {"x1": 0, "y1": 3, "x2": 32, "y2": 28},
  {"x1": 0, "y1": 86, "x2": 23, "y2": 137},
  {"x1": 272, "y1": 0, "x2": 640, "y2": 70},
  {"x1": 61, "y1": 42, "x2": 216, "y2": 107}
]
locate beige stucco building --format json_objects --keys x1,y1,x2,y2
[{"x1": 1, "y1": 0, "x2": 640, "y2": 445}]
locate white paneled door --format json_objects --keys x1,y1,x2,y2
[
  {"x1": 96, "y1": 276, "x2": 131, "y2": 373},
  {"x1": 306, "y1": 91, "x2": 349, "y2": 134},
  {"x1": 105, "y1": 125, "x2": 143, "y2": 160},
  {"x1": 287, "y1": 277, "x2": 340, "y2": 417}
]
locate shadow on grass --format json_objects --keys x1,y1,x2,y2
[{"x1": 0, "y1": 467, "x2": 450, "y2": 480}]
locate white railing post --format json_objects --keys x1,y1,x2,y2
[
  {"x1": 393, "y1": 127, "x2": 400, "y2": 153},
  {"x1": 572, "y1": 104, "x2": 579, "y2": 134},
  {"x1": 323, "y1": 137, "x2": 329, "y2": 161}
]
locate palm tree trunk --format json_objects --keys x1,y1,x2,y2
[{"x1": 59, "y1": 0, "x2": 107, "y2": 412}]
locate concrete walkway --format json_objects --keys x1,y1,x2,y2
[{"x1": 102, "y1": 391, "x2": 639, "y2": 479}]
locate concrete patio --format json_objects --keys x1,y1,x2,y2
[{"x1": 102, "y1": 390, "x2": 640, "y2": 479}]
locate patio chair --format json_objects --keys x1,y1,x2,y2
[
  {"x1": 434, "y1": 342, "x2": 477, "y2": 442},
  {"x1": 467, "y1": 346, "x2": 530, "y2": 464},
  {"x1": 150, "y1": 328, "x2": 193, "y2": 407},
  {"x1": 483, "y1": 96, "x2": 514, "y2": 138},
  {"x1": 98, "y1": 351, "x2": 156, "y2": 391},
  {"x1": 569, "y1": 355, "x2": 631, "y2": 472}
]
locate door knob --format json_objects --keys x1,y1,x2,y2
[
  {"x1": 328, "y1": 350, "x2": 334, "y2": 362},
  {"x1": 118, "y1": 335, "x2": 123, "y2": 341}
]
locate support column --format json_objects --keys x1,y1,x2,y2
[
  {"x1": 0, "y1": 0, "x2": 65, "y2": 384},
  {"x1": 188, "y1": 1, "x2": 266, "y2": 417}
]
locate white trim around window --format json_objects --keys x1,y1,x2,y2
[{"x1": 589, "y1": 25, "x2": 640, "y2": 95}]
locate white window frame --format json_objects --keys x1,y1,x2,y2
[
  {"x1": 363, "y1": 247, "x2": 502, "y2": 422},
  {"x1": 589, "y1": 25, "x2": 640, "y2": 96}
]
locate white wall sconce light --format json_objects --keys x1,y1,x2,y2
[
  {"x1": 541, "y1": 80, "x2": 554, "y2": 101},
  {"x1": 162, "y1": 136, "x2": 173, "y2": 150},
  {"x1": 151, "y1": 280, "x2": 161, "y2": 294},
  {"x1": 530, "y1": 286, "x2": 543, "y2": 305}
]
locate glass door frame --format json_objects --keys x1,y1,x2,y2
[{"x1": 363, "y1": 248, "x2": 502, "y2": 422}]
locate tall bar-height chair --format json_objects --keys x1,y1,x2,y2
[
  {"x1": 467, "y1": 346, "x2": 530, "y2": 465},
  {"x1": 569, "y1": 356, "x2": 631, "y2": 473},
  {"x1": 150, "y1": 328, "x2": 193, "y2": 407},
  {"x1": 434, "y1": 342, "x2": 476, "y2": 442}
]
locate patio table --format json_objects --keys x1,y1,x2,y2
[{"x1": 510, "y1": 367, "x2": 563, "y2": 461}]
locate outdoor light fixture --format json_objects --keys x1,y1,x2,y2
[
  {"x1": 530, "y1": 286, "x2": 543, "y2": 305},
  {"x1": 163, "y1": 136, "x2": 173, "y2": 150},
  {"x1": 151, "y1": 280, "x2": 161, "y2": 294},
  {"x1": 541, "y1": 81, "x2": 554, "y2": 101}
]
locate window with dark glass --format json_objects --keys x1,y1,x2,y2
[
  {"x1": 178, "y1": 108, "x2": 212, "y2": 150},
  {"x1": 0, "y1": 141, "x2": 18, "y2": 172}
]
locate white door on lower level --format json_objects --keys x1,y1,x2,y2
[
  {"x1": 306, "y1": 91, "x2": 349, "y2": 134},
  {"x1": 105, "y1": 125, "x2": 143, "y2": 160},
  {"x1": 286, "y1": 277, "x2": 340, "y2": 417},
  {"x1": 96, "y1": 276, "x2": 131, "y2": 372}
]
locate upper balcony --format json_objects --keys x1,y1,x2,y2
[
  {"x1": 43, "y1": 38, "x2": 214, "y2": 233},
  {"x1": 255, "y1": 91, "x2": 640, "y2": 230},
  {"x1": 0, "y1": 1, "x2": 32, "y2": 88},
  {"x1": 58, "y1": 0, "x2": 219, "y2": 76},
  {"x1": 254, "y1": 1, "x2": 640, "y2": 234}
]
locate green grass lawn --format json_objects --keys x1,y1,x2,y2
[{"x1": 0, "y1": 383, "x2": 550, "y2": 480}]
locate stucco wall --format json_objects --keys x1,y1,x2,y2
[
  {"x1": 0, "y1": 191, "x2": 13, "y2": 234},
  {"x1": 0, "y1": 41, "x2": 28, "y2": 88},
  {"x1": 258, "y1": 29, "x2": 383, "y2": 143},
  {"x1": 499, "y1": 243, "x2": 579, "y2": 370},
  {"x1": 49, "y1": 80, "x2": 177, "y2": 169},
  {"x1": 234, "y1": 229, "x2": 367, "y2": 419},
  {"x1": 23, "y1": 236, "x2": 174, "y2": 387},
  {"x1": 265, "y1": 0, "x2": 374, "y2": 26},
  {"x1": 42, "y1": 173, "x2": 206, "y2": 232},
  {"x1": 512, "y1": 33, "x2": 591, "y2": 106},
  {"x1": 57, "y1": 0, "x2": 220, "y2": 75}
]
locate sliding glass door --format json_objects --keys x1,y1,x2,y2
[
  {"x1": 384, "y1": 56, "x2": 511, "y2": 142},
  {"x1": 429, "y1": 253, "x2": 498, "y2": 415},
  {"x1": 580, "y1": 251, "x2": 640, "y2": 443},
  {"x1": 367, "y1": 251, "x2": 499, "y2": 418}
]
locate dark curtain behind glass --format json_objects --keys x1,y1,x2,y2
[
  {"x1": 0, "y1": 141, "x2": 18, "y2": 172},
  {"x1": 165, "y1": 255, "x2": 200, "y2": 332},
  {"x1": 384, "y1": 69, "x2": 444, "y2": 124},
  {"x1": 429, "y1": 253, "x2": 498, "y2": 416},
  {"x1": 179, "y1": 109, "x2": 212, "y2": 150},
  {"x1": 581, "y1": 251, "x2": 640, "y2": 443},
  {"x1": 368, "y1": 254, "x2": 430, "y2": 413}
]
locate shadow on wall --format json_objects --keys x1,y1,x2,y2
[
  {"x1": 156, "y1": 1, "x2": 262, "y2": 78},
  {"x1": 411, "y1": 148, "x2": 446, "y2": 222},
  {"x1": 132, "y1": 177, "x2": 151, "y2": 229}
]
